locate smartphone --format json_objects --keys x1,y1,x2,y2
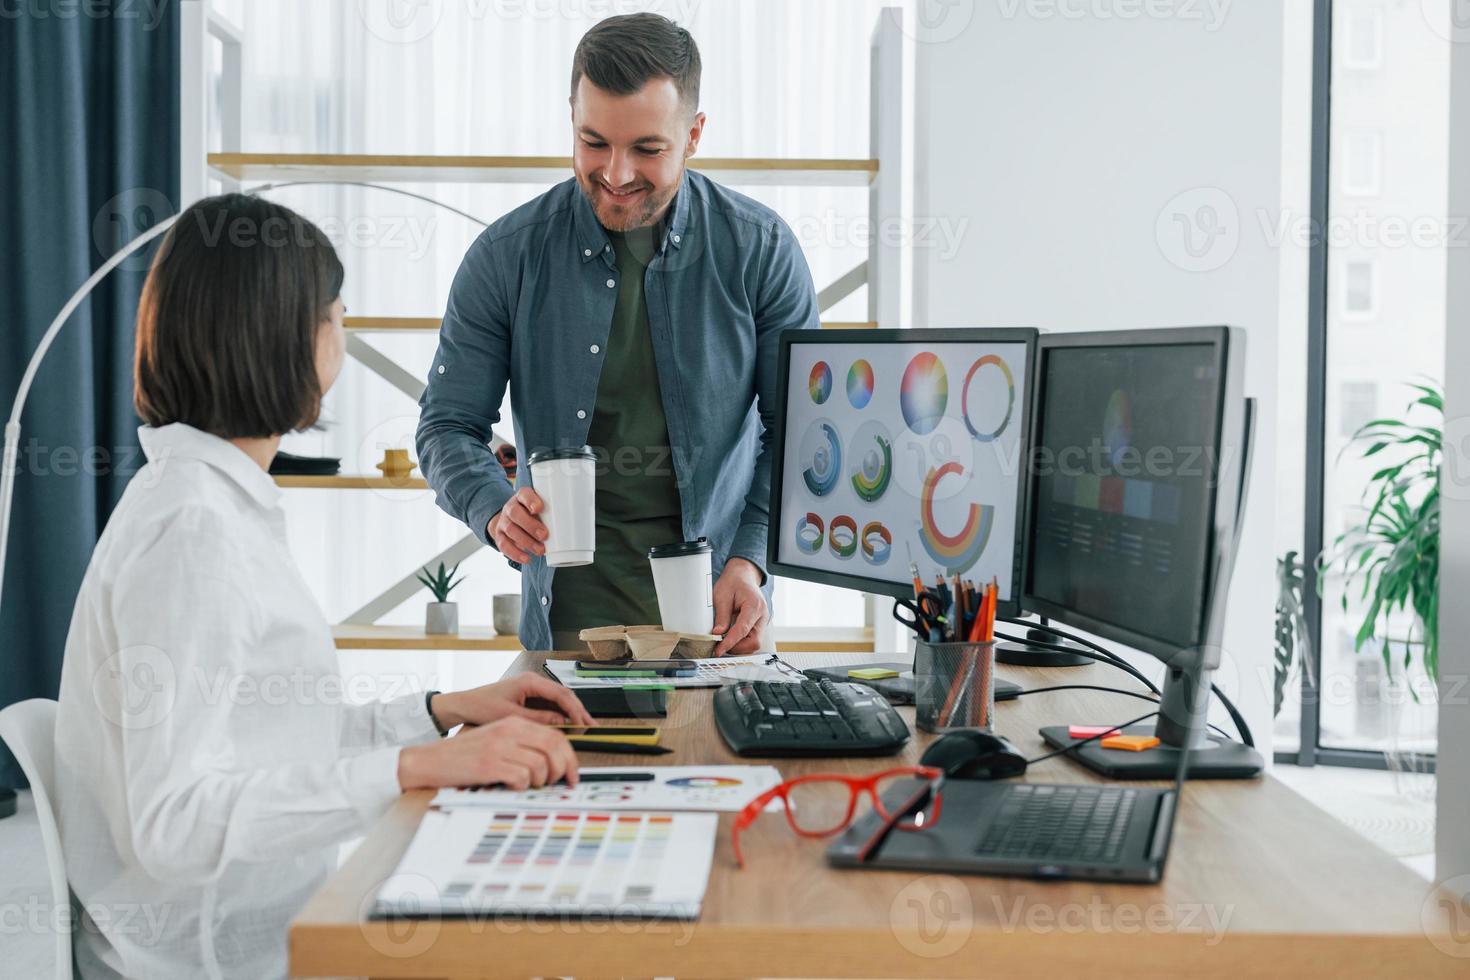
[
  {"x1": 553, "y1": 725, "x2": 661, "y2": 745},
  {"x1": 575, "y1": 660, "x2": 694, "y2": 673}
]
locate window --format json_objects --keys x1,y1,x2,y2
[
  {"x1": 1339, "y1": 6, "x2": 1383, "y2": 71},
  {"x1": 1340, "y1": 131, "x2": 1381, "y2": 196},
  {"x1": 1340, "y1": 259, "x2": 1377, "y2": 319},
  {"x1": 1280, "y1": 0, "x2": 1448, "y2": 768},
  {"x1": 1337, "y1": 381, "x2": 1377, "y2": 438}
]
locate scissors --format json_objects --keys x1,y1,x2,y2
[{"x1": 893, "y1": 591, "x2": 949, "y2": 642}]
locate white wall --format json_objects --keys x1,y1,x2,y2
[
  {"x1": 912, "y1": 1, "x2": 1284, "y2": 754},
  {"x1": 1438, "y1": 3, "x2": 1470, "y2": 899}
]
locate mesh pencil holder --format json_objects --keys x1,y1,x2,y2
[{"x1": 914, "y1": 640, "x2": 996, "y2": 734}]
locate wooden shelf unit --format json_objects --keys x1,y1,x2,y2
[{"x1": 186, "y1": 8, "x2": 906, "y2": 654}]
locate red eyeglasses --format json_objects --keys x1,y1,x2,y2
[{"x1": 732, "y1": 766, "x2": 946, "y2": 868}]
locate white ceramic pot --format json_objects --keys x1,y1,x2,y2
[{"x1": 425, "y1": 602, "x2": 459, "y2": 635}]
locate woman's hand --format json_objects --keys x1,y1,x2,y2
[
  {"x1": 397, "y1": 716, "x2": 579, "y2": 791},
  {"x1": 429, "y1": 673, "x2": 594, "y2": 730}
]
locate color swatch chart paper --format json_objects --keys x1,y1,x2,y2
[
  {"x1": 433, "y1": 765, "x2": 784, "y2": 813},
  {"x1": 543, "y1": 654, "x2": 772, "y2": 689},
  {"x1": 375, "y1": 807, "x2": 716, "y2": 920}
]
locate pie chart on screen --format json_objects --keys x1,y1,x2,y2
[
  {"x1": 847, "y1": 359, "x2": 874, "y2": 409},
  {"x1": 900, "y1": 352, "x2": 948, "y2": 435},
  {"x1": 809, "y1": 362, "x2": 833, "y2": 404}
]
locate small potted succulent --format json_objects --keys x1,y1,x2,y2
[{"x1": 417, "y1": 561, "x2": 465, "y2": 635}]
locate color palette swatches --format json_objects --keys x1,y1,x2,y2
[{"x1": 375, "y1": 808, "x2": 717, "y2": 920}]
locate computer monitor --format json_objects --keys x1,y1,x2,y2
[
  {"x1": 1021, "y1": 326, "x2": 1262, "y2": 778},
  {"x1": 767, "y1": 328, "x2": 1037, "y2": 614}
]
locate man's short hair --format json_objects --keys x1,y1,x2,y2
[
  {"x1": 134, "y1": 193, "x2": 344, "y2": 439},
  {"x1": 570, "y1": 12, "x2": 701, "y2": 113}
]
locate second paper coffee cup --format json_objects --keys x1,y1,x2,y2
[
  {"x1": 648, "y1": 538, "x2": 714, "y2": 634},
  {"x1": 526, "y1": 447, "x2": 596, "y2": 567}
]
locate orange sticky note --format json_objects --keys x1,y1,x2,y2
[{"x1": 1100, "y1": 734, "x2": 1161, "y2": 752}]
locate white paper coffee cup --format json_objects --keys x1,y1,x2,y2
[
  {"x1": 648, "y1": 538, "x2": 714, "y2": 635},
  {"x1": 526, "y1": 447, "x2": 596, "y2": 567}
]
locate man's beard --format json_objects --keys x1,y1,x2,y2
[{"x1": 579, "y1": 173, "x2": 677, "y2": 232}]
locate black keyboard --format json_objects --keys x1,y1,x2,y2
[
  {"x1": 714, "y1": 678, "x2": 910, "y2": 756},
  {"x1": 976, "y1": 784, "x2": 1140, "y2": 864}
]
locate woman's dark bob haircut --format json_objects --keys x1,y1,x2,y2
[{"x1": 134, "y1": 193, "x2": 344, "y2": 438}]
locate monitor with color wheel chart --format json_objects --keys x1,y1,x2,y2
[
  {"x1": 768, "y1": 328, "x2": 1037, "y2": 615},
  {"x1": 1021, "y1": 326, "x2": 1263, "y2": 778}
]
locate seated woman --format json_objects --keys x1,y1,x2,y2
[{"x1": 54, "y1": 193, "x2": 592, "y2": 980}]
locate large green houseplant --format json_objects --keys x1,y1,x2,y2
[{"x1": 1319, "y1": 381, "x2": 1441, "y2": 688}]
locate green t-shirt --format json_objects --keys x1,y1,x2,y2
[{"x1": 547, "y1": 223, "x2": 684, "y2": 637}]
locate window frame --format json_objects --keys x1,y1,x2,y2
[{"x1": 1278, "y1": 0, "x2": 1437, "y2": 773}]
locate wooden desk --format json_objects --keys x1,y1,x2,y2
[{"x1": 291, "y1": 652, "x2": 1464, "y2": 978}]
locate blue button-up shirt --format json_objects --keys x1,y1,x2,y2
[{"x1": 416, "y1": 171, "x2": 820, "y2": 650}]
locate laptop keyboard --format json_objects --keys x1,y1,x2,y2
[{"x1": 976, "y1": 784, "x2": 1139, "y2": 863}]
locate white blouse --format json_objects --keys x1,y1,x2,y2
[{"x1": 54, "y1": 423, "x2": 440, "y2": 979}]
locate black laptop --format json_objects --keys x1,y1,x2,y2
[{"x1": 826, "y1": 736, "x2": 1189, "y2": 883}]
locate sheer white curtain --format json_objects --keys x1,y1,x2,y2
[{"x1": 226, "y1": 0, "x2": 888, "y2": 655}]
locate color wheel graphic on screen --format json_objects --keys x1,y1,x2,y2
[
  {"x1": 1103, "y1": 389, "x2": 1132, "y2": 466},
  {"x1": 962, "y1": 354, "x2": 1016, "y2": 443},
  {"x1": 918, "y1": 461, "x2": 994, "y2": 575},
  {"x1": 848, "y1": 420, "x2": 893, "y2": 502},
  {"x1": 900, "y1": 352, "x2": 948, "y2": 435},
  {"x1": 847, "y1": 359, "x2": 875, "y2": 409},
  {"x1": 809, "y1": 361, "x2": 833, "y2": 404},
  {"x1": 801, "y1": 419, "x2": 843, "y2": 497}
]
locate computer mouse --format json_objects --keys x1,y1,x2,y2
[{"x1": 920, "y1": 730, "x2": 1028, "y2": 780}]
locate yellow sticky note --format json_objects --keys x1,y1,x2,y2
[
  {"x1": 1101, "y1": 734, "x2": 1161, "y2": 752},
  {"x1": 849, "y1": 667, "x2": 900, "y2": 681}
]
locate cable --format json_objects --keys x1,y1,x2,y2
[
  {"x1": 1001, "y1": 617, "x2": 1255, "y2": 749},
  {"x1": 1025, "y1": 711, "x2": 1159, "y2": 766},
  {"x1": 1014, "y1": 684, "x2": 1232, "y2": 741},
  {"x1": 999, "y1": 617, "x2": 1159, "y2": 683},
  {"x1": 994, "y1": 629, "x2": 1161, "y2": 696}
]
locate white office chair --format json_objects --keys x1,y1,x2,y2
[{"x1": 0, "y1": 699, "x2": 73, "y2": 980}]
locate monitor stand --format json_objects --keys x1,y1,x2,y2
[
  {"x1": 1038, "y1": 665, "x2": 1264, "y2": 780},
  {"x1": 994, "y1": 620, "x2": 1091, "y2": 667}
]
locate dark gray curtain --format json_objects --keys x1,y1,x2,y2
[{"x1": 0, "y1": 2, "x2": 179, "y2": 788}]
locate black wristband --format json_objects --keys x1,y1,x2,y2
[{"x1": 425, "y1": 689, "x2": 448, "y2": 736}]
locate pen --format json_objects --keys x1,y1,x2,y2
[
  {"x1": 461, "y1": 771, "x2": 658, "y2": 790},
  {"x1": 906, "y1": 541, "x2": 924, "y2": 599},
  {"x1": 985, "y1": 578, "x2": 998, "y2": 643},
  {"x1": 569, "y1": 743, "x2": 674, "y2": 755},
  {"x1": 967, "y1": 580, "x2": 988, "y2": 643}
]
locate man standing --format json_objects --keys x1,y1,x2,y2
[{"x1": 417, "y1": 13, "x2": 819, "y2": 654}]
